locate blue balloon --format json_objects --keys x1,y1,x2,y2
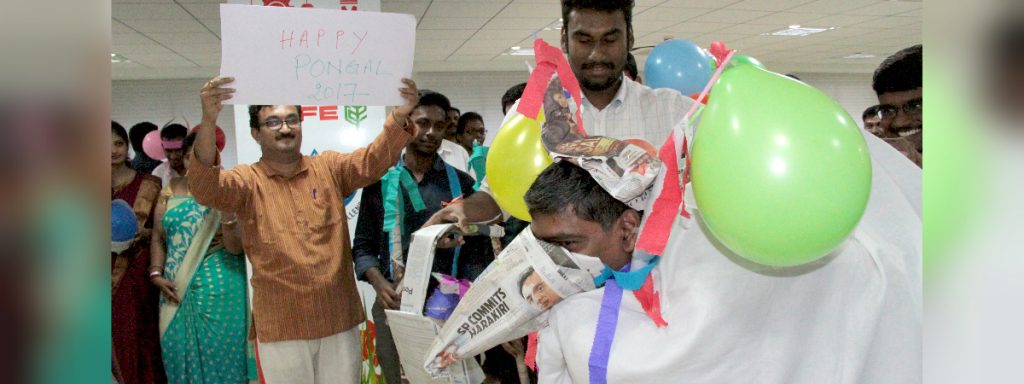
[
  {"x1": 111, "y1": 199, "x2": 137, "y2": 242},
  {"x1": 644, "y1": 39, "x2": 714, "y2": 96}
]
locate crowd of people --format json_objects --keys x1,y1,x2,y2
[{"x1": 112, "y1": 1, "x2": 921, "y2": 383}]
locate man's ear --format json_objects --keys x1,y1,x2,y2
[
  {"x1": 627, "y1": 28, "x2": 635, "y2": 52},
  {"x1": 250, "y1": 127, "x2": 260, "y2": 143},
  {"x1": 618, "y1": 209, "x2": 641, "y2": 253}
]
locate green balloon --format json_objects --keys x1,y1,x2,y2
[
  {"x1": 691, "y1": 66, "x2": 871, "y2": 267},
  {"x1": 726, "y1": 54, "x2": 766, "y2": 70}
]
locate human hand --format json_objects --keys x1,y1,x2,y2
[
  {"x1": 393, "y1": 78, "x2": 419, "y2": 125},
  {"x1": 151, "y1": 276, "x2": 181, "y2": 304},
  {"x1": 423, "y1": 204, "x2": 471, "y2": 233},
  {"x1": 200, "y1": 76, "x2": 235, "y2": 124}
]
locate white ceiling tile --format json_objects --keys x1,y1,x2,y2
[
  {"x1": 417, "y1": 29, "x2": 477, "y2": 40},
  {"x1": 659, "y1": 0, "x2": 735, "y2": 8},
  {"x1": 714, "y1": 23, "x2": 780, "y2": 36},
  {"x1": 168, "y1": 43, "x2": 222, "y2": 54},
  {"x1": 113, "y1": 4, "x2": 193, "y2": 20},
  {"x1": 784, "y1": 0, "x2": 882, "y2": 14},
  {"x1": 482, "y1": 17, "x2": 553, "y2": 30},
  {"x1": 122, "y1": 53, "x2": 191, "y2": 66},
  {"x1": 634, "y1": 7, "x2": 712, "y2": 22},
  {"x1": 495, "y1": 1, "x2": 561, "y2": 19},
  {"x1": 115, "y1": 44, "x2": 176, "y2": 55},
  {"x1": 112, "y1": 20, "x2": 134, "y2": 34},
  {"x1": 850, "y1": 16, "x2": 921, "y2": 30},
  {"x1": 178, "y1": 2, "x2": 221, "y2": 19},
  {"x1": 383, "y1": 2, "x2": 430, "y2": 15},
  {"x1": 472, "y1": 29, "x2": 534, "y2": 41},
  {"x1": 418, "y1": 17, "x2": 488, "y2": 30},
  {"x1": 688, "y1": 9, "x2": 774, "y2": 23},
  {"x1": 423, "y1": 2, "x2": 507, "y2": 19},
  {"x1": 633, "y1": 20, "x2": 680, "y2": 34},
  {"x1": 118, "y1": 18, "x2": 212, "y2": 33},
  {"x1": 148, "y1": 32, "x2": 222, "y2": 45},
  {"x1": 847, "y1": 1, "x2": 921, "y2": 16},
  {"x1": 661, "y1": 22, "x2": 733, "y2": 34},
  {"x1": 729, "y1": 0, "x2": 818, "y2": 12},
  {"x1": 745, "y1": 12, "x2": 829, "y2": 26},
  {"x1": 113, "y1": 32, "x2": 156, "y2": 45},
  {"x1": 804, "y1": 13, "x2": 878, "y2": 28}
]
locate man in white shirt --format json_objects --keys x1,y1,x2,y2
[
  {"x1": 150, "y1": 123, "x2": 188, "y2": 187},
  {"x1": 524, "y1": 132, "x2": 921, "y2": 383},
  {"x1": 425, "y1": 0, "x2": 692, "y2": 227}
]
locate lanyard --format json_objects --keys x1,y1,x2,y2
[{"x1": 382, "y1": 158, "x2": 463, "y2": 278}]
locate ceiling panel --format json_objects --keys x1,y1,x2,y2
[{"x1": 113, "y1": 0, "x2": 922, "y2": 79}]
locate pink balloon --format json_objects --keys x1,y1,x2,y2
[{"x1": 141, "y1": 130, "x2": 165, "y2": 160}]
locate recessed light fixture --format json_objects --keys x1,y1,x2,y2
[
  {"x1": 843, "y1": 53, "x2": 876, "y2": 59},
  {"x1": 111, "y1": 53, "x2": 131, "y2": 63},
  {"x1": 508, "y1": 46, "x2": 535, "y2": 56},
  {"x1": 764, "y1": 25, "x2": 836, "y2": 37}
]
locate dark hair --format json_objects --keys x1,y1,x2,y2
[
  {"x1": 113, "y1": 121, "x2": 129, "y2": 143},
  {"x1": 863, "y1": 105, "x2": 880, "y2": 120},
  {"x1": 416, "y1": 89, "x2": 452, "y2": 114},
  {"x1": 525, "y1": 160, "x2": 630, "y2": 230},
  {"x1": 624, "y1": 52, "x2": 639, "y2": 80},
  {"x1": 448, "y1": 107, "x2": 460, "y2": 115},
  {"x1": 561, "y1": 0, "x2": 634, "y2": 34},
  {"x1": 872, "y1": 44, "x2": 922, "y2": 95},
  {"x1": 518, "y1": 267, "x2": 535, "y2": 297},
  {"x1": 160, "y1": 123, "x2": 188, "y2": 140},
  {"x1": 248, "y1": 105, "x2": 302, "y2": 129},
  {"x1": 128, "y1": 122, "x2": 157, "y2": 152},
  {"x1": 455, "y1": 112, "x2": 484, "y2": 135},
  {"x1": 183, "y1": 131, "x2": 198, "y2": 154},
  {"x1": 501, "y1": 82, "x2": 528, "y2": 114},
  {"x1": 785, "y1": 73, "x2": 802, "y2": 81}
]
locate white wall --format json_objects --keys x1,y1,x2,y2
[
  {"x1": 112, "y1": 70, "x2": 878, "y2": 168},
  {"x1": 112, "y1": 78, "x2": 240, "y2": 167}
]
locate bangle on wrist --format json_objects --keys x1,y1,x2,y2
[
  {"x1": 222, "y1": 218, "x2": 238, "y2": 226},
  {"x1": 149, "y1": 270, "x2": 162, "y2": 279}
]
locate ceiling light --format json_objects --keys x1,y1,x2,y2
[
  {"x1": 111, "y1": 53, "x2": 131, "y2": 63},
  {"x1": 509, "y1": 47, "x2": 534, "y2": 56},
  {"x1": 765, "y1": 26, "x2": 835, "y2": 37},
  {"x1": 843, "y1": 53, "x2": 876, "y2": 59}
]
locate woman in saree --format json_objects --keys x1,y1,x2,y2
[
  {"x1": 150, "y1": 132, "x2": 252, "y2": 383},
  {"x1": 112, "y1": 122, "x2": 167, "y2": 383}
]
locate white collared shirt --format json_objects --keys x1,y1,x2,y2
[
  {"x1": 537, "y1": 132, "x2": 922, "y2": 383},
  {"x1": 480, "y1": 77, "x2": 695, "y2": 197},
  {"x1": 580, "y1": 76, "x2": 695, "y2": 146},
  {"x1": 151, "y1": 160, "x2": 181, "y2": 187},
  {"x1": 438, "y1": 139, "x2": 470, "y2": 176}
]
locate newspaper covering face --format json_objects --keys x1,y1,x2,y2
[
  {"x1": 423, "y1": 227, "x2": 605, "y2": 378},
  {"x1": 540, "y1": 74, "x2": 663, "y2": 211}
]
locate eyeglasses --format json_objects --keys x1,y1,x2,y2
[
  {"x1": 877, "y1": 99, "x2": 922, "y2": 119},
  {"x1": 260, "y1": 115, "x2": 302, "y2": 130}
]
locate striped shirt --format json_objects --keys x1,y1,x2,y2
[
  {"x1": 580, "y1": 76, "x2": 696, "y2": 147},
  {"x1": 187, "y1": 114, "x2": 412, "y2": 342}
]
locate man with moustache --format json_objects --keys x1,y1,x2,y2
[{"x1": 188, "y1": 76, "x2": 419, "y2": 382}]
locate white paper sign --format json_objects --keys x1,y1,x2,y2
[{"x1": 220, "y1": 3, "x2": 415, "y2": 106}]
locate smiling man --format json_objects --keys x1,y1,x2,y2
[
  {"x1": 873, "y1": 44, "x2": 923, "y2": 167},
  {"x1": 188, "y1": 76, "x2": 419, "y2": 383}
]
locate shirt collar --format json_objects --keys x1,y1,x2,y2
[
  {"x1": 582, "y1": 76, "x2": 632, "y2": 111},
  {"x1": 256, "y1": 156, "x2": 310, "y2": 178},
  {"x1": 401, "y1": 153, "x2": 445, "y2": 172}
]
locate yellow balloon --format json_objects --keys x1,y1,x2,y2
[{"x1": 486, "y1": 109, "x2": 551, "y2": 221}]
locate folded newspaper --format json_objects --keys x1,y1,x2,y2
[
  {"x1": 423, "y1": 227, "x2": 605, "y2": 378},
  {"x1": 540, "y1": 74, "x2": 662, "y2": 211}
]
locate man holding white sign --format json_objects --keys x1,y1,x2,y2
[{"x1": 188, "y1": 75, "x2": 419, "y2": 383}]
